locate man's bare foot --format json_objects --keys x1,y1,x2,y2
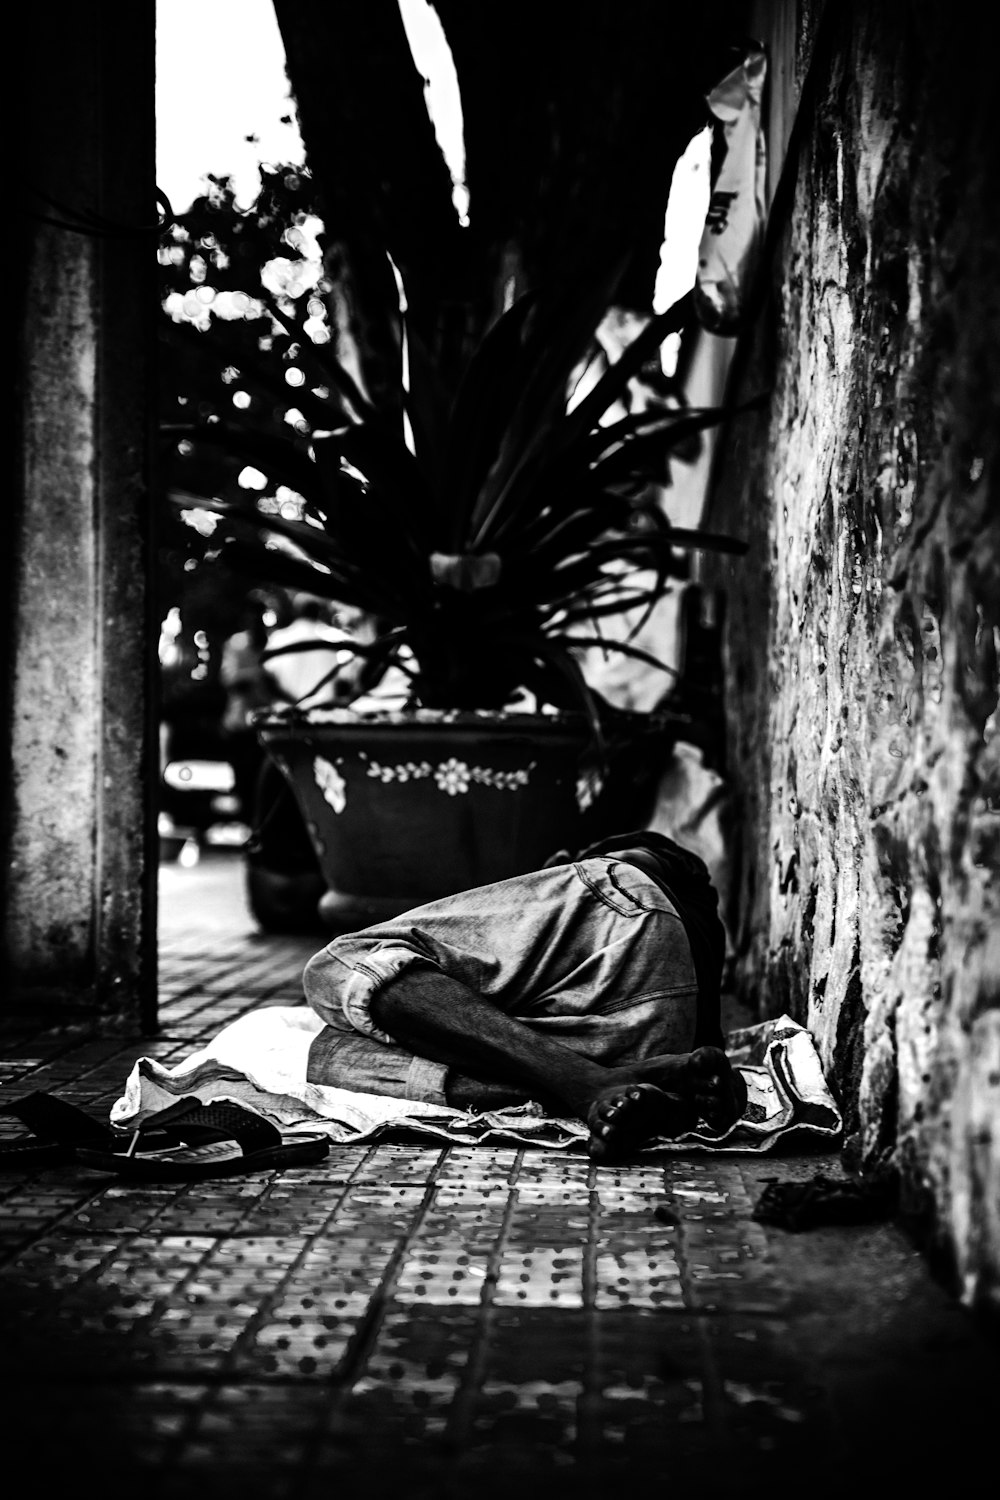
[
  {"x1": 633, "y1": 1047, "x2": 747, "y2": 1133},
  {"x1": 586, "y1": 1048, "x2": 747, "y2": 1163},
  {"x1": 587, "y1": 1081, "x2": 690, "y2": 1162}
]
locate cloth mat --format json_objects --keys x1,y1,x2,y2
[{"x1": 111, "y1": 1008, "x2": 842, "y2": 1154}]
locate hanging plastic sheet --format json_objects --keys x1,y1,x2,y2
[{"x1": 695, "y1": 43, "x2": 768, "y2": 334}]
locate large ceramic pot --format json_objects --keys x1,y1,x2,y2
[{"x1": 254, "y1": 705, "x2": 678, "y2": 929}]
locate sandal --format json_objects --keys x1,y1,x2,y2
[
  {"x1": 74, "y1": 1096, "x2": 330, "y2": 1180},
  {"x1": 0, "y1": 1090, "x2": 197, "y2": 1169}
]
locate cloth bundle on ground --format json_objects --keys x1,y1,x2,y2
[{"x1": 110, "y1": 1010, "x2": 842, "y2": 1155}]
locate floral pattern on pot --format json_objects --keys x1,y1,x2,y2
[
  {"x1": 363, "y1": 757, "x2": 536, "y2": 795},
  {"x1": 434, "y1": 758, "x2": 470, "y2": 796},
  {"x1": 313, "y1": 756, "x2": 347, "y2": 813}
]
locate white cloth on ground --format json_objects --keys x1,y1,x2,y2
[{"x1": 110, "y1": 1008, "x2": 842, "y2": 1154}]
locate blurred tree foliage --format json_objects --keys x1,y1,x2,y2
[
  {"x1": 156, "y1": 164, "x2": 340, "y2": 722},
  {"x1": 157, "y1": 163, "x2": 346, "y2": 516}
]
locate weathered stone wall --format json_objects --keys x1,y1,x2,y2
[{"x1": 705, "y1": 2, "x2": 999, "y2": 1314}]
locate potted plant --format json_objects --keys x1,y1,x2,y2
[{"x1": 165, "y1": 253, "x2": 751, "y2": 926}]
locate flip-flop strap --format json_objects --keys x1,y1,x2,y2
[
  {"x1": 134, "y1": 1097, "x2": 281, "y2": 1156},
  {"x1": 0, "y1": 1091, "x2": 110, "y2": 1146}
]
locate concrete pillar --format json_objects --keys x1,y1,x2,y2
[{"x1": 4, "y1": 3, "x2": 158, "y2": 1028}]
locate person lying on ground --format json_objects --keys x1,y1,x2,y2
[{"x1": 301, "y1": 830, "x2": 747, "y2": 1162}]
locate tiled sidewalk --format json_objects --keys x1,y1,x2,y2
[{"x1": 0, "y1": 851, "x2": 996, "y2": 1498}]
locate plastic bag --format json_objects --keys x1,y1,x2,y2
[{"x1": 694, "y1": 44, "x2": 768, "y2": 334}]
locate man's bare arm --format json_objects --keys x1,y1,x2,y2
[
  {"x1": 370, "y1": 964, "x2": 746, "y2": 1159},
  {"x1": 369, "y1": 964, "x2": 610, "y2": 1117}
]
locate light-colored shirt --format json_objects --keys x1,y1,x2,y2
[{"x1": 262, "y1": 618, "x2": 356, "y2": 709}]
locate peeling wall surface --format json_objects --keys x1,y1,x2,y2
[{"x1": 705, "y1": 2, "x2": 999, "y2": 1313}]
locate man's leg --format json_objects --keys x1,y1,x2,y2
[{"x1": 369, "y1": 965, "x2": 745, "y2": 1161}]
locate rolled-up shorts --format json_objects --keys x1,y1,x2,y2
[{"x1": 302, "y1": 854, "x2": 699, "y2": 1106}]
